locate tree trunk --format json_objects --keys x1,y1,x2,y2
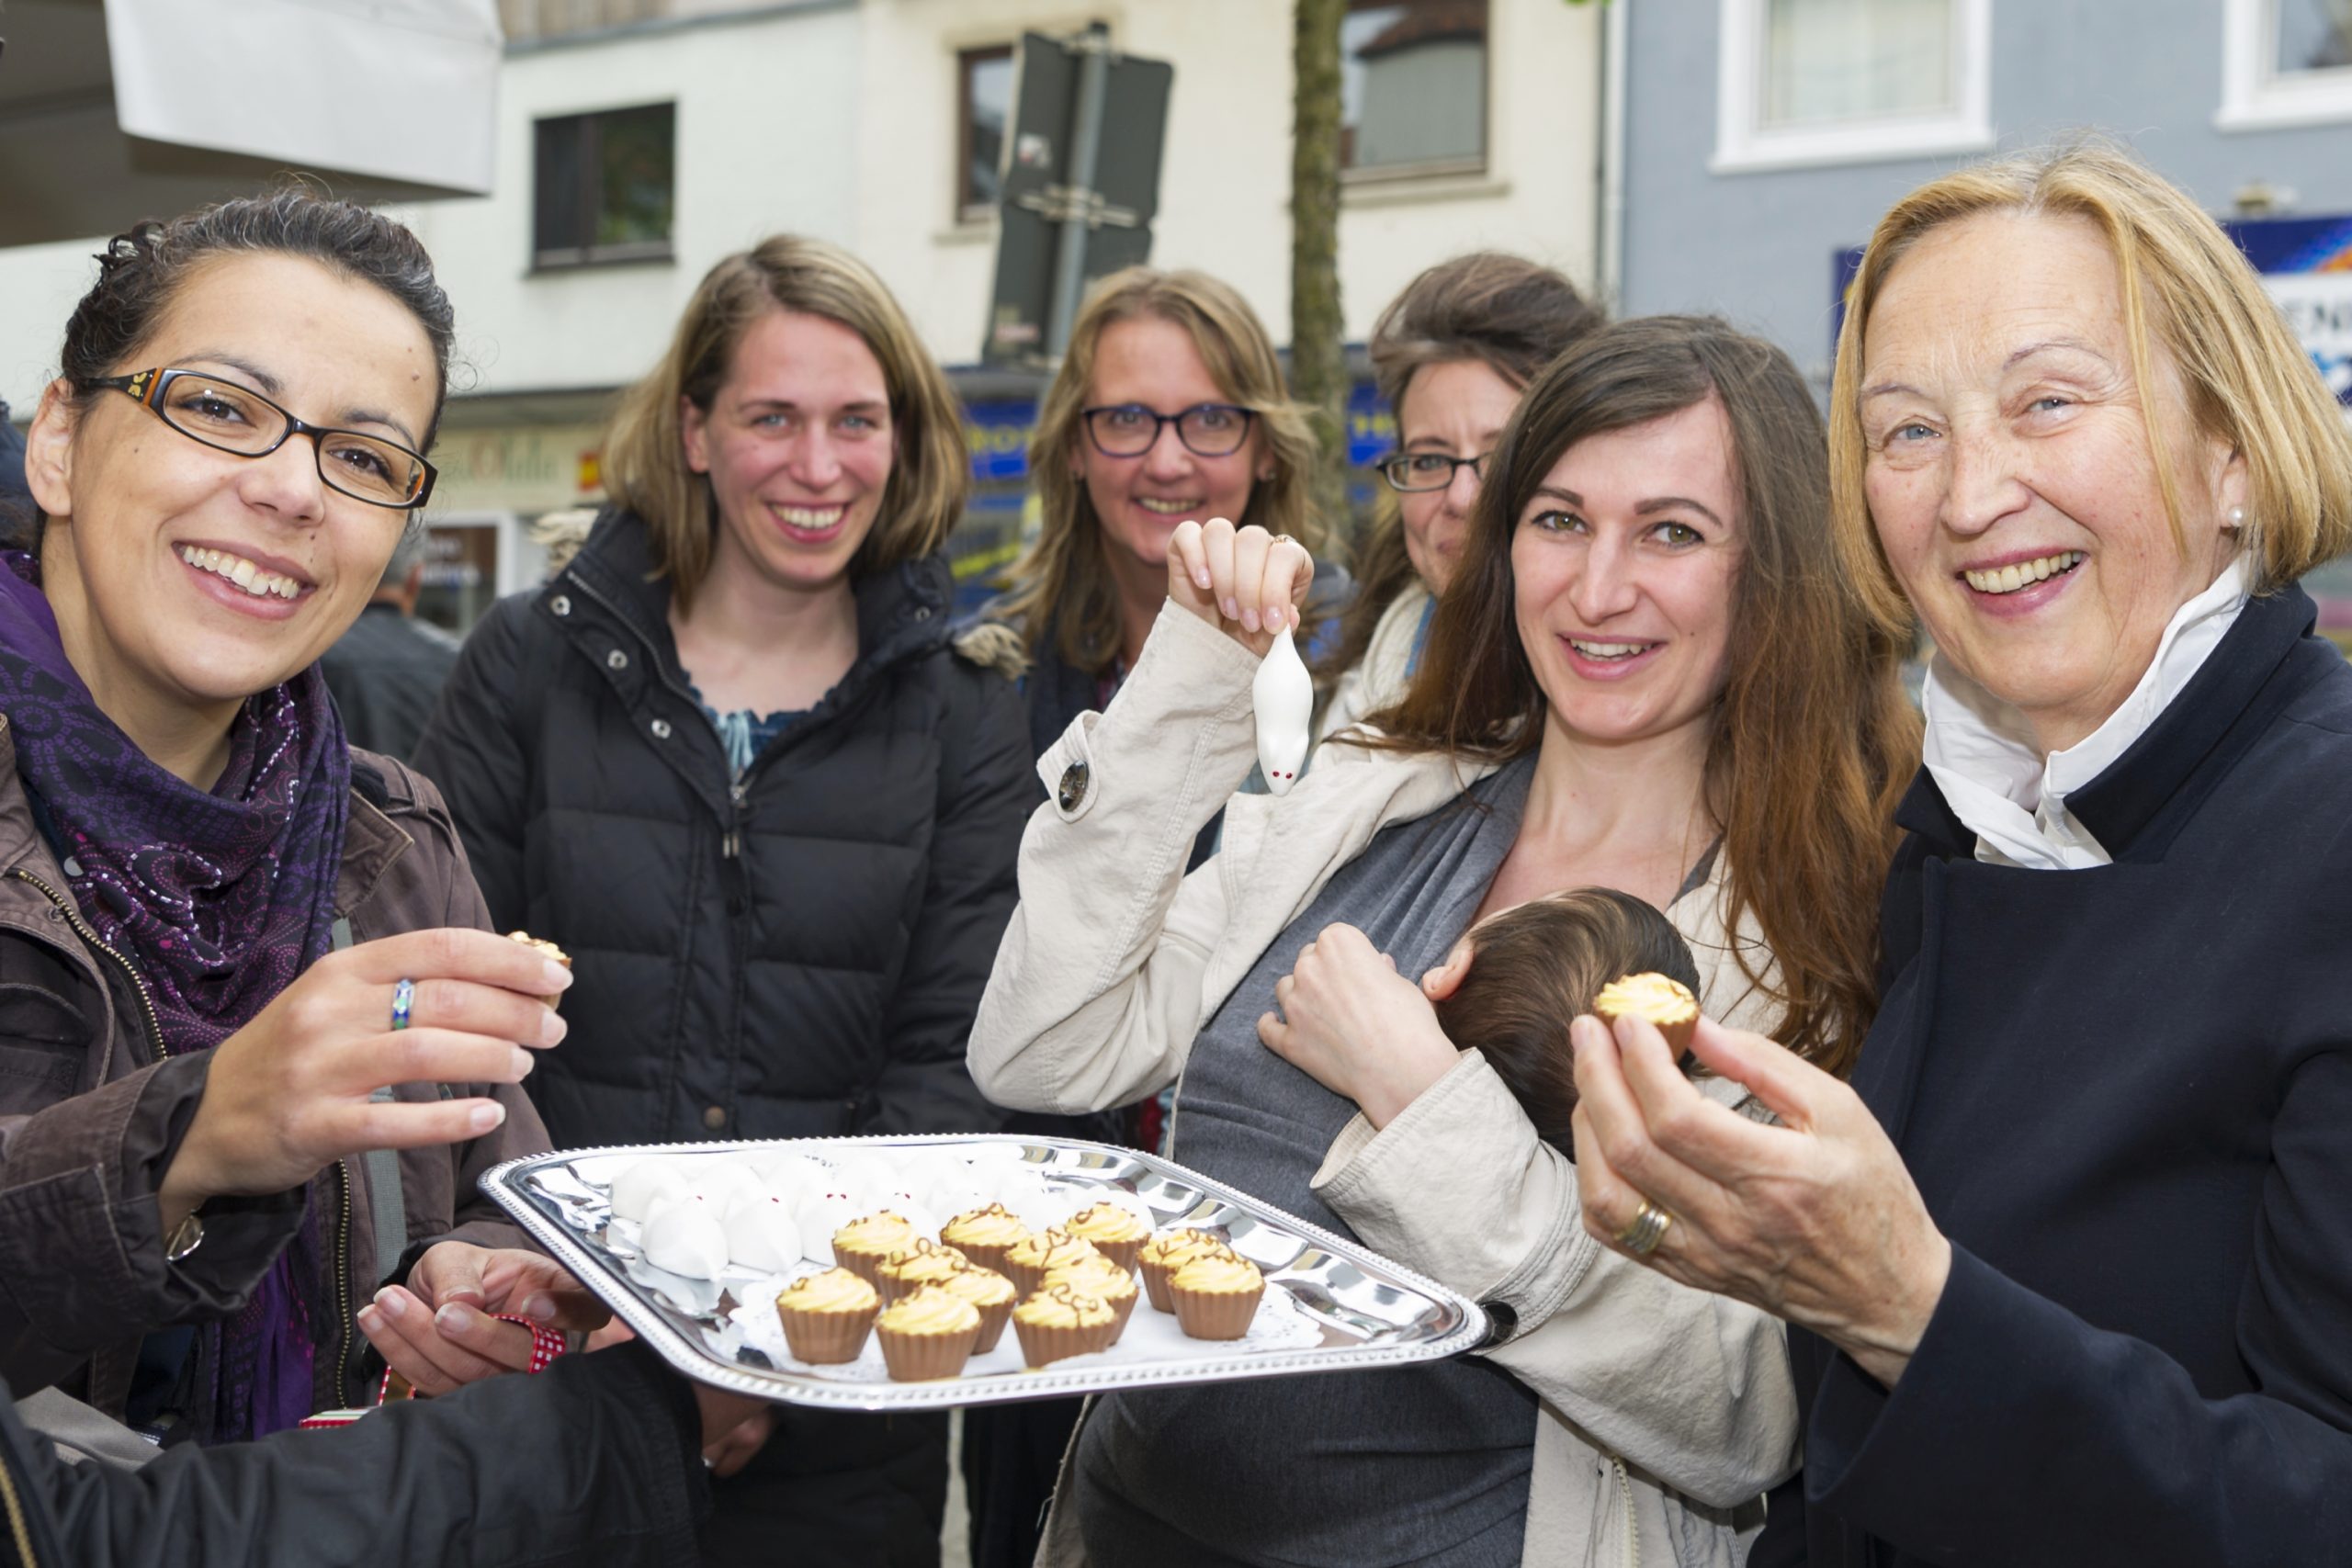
[{"x1": 1290, "y1": 0, "x2": 1350, "y2": 548}]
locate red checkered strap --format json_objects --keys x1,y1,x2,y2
[{"x1": 377, "y1": 1314, "x2": 570, "y2": 1404}]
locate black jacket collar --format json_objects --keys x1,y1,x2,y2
[
  {"x1": 1894, "y1": 584, "x2": 2323, "y2": 863},
  {"x1": 551, "y1": 508, "x2": 958, "y2": 694}
]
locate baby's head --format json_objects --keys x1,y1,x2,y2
[{"x1": 1431, "y1": 887, "x2": 1701, "y2": 1150}]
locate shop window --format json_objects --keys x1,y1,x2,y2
[
  {"x1": 2221, "y1": 0, "x2": 2352, "y2": 129},
  {"x1": 958, "y1": 45, "x2": 1015, "y2": 220},
  {"x1": 533, "y1": 102, "x2": 676, "y2": 269},
  {"x1": 1342, "y1": 0, "x2": 1488, "y2": 178},
  {"x1": 1713, "y1": 0, "x2": 1990, "y2": 173}
]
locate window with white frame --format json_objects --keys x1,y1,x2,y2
[
  {"x1": 2220, "y1": 0, "x2": 2352, "y2": 130},
  {"x1": 1714, "y1": 0, "x2": 1991, "y2": 173}
]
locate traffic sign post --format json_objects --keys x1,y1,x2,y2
[{"x1": 982, "y1": 26, "x2": 1173, "y2": 367}]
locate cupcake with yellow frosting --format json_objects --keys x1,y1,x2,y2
[
  {"x1": 831, "y1": 1212, "x2": 921, "y2": 1286},
  {"x1": 1060, "y1": 1201, "x2": 1149, "y2": 1272},
  {"x1": 938, "y1": 1202, "x2": 1030, "y2": 1275},
  {"x1": 876, "y1": 1284, "x2": 982, "y2": 1381},
  {"x1": 1001, "y1": 1228, "x2": 1102, "y2": 1296},
  {"x1": 876, "y1": 1237, "x2": 970, "y2": 1303},
  {"x1": 1042, "y1": 1253, "x2": 1140, "y2": 1342},
  {"x1": 1139, "y1": 1228, "x2": 1235, "y2": 1314},
  {"x1": 1168, "y1": 1251, "x2": 1264, "y2": 1341},
  {"x1": 934, "y1": 1264, "x2": 1017, "y2": 1352},
  {"x1": 1592, "y1": 972, "x2": 1702, "y2": 1058},
  {"x1": 1012, "y1": 1284, "x2": 1116, "y2": 1368},
  {"x1": 775, "y1": 1267, "x2": 880, "y2": 1364}
]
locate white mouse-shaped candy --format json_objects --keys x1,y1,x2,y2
[
  {"x1": 1253, "y1": 624, "x2": 1313, "y2": 795},
  {"x1": 723, "y1": 1195, "x2": 806, "y2": 1274},
  {"x1": 640, "y1": 1203, "x2": 730, "y2": 1279},
  {"x1": 609, "y1": 1159, "x2": 690, "y2": 1223},
  {"x1": 792, "y1": 1190, "x2": 862, "y2": 1264}
]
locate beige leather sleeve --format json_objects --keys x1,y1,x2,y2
[
  {"x1": 1314, "y1": 1055, "x2": 1799, "y2": 1507},
  {"x1": 967, "y1": 604, "x2": 1262, "y2": 1114}
]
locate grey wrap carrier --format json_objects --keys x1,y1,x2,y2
[{"x1": 1069, "y1": 761, "x2": 1541, "y2": 1568}]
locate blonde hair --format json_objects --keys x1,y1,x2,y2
[
  {"x1": 601, "y1": 236, "x2": 971, "y2": 615},
  {"x1": 1830, "y1": 139, "x2": 2352, "y2": 622},
  {"x1": 995, "y1": 267, "x2": 1323, "y2": 673}
]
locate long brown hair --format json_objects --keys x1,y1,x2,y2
[
  {"x1": 994, "y1": 267, "x2": 1323, "y2": 674},
  {"x1": 601, "y1": 236, "x2": 971, "y2": 615},
  {"x1": 1374, "y1": 316, "x2": 1919, "y2": 1075},
  {"x1": 1321, "y1": 253, "x2": 1606, "y2": 689},
  {"x1": 1829, "y1": 139, "x2": 2352, "y2": 616}
]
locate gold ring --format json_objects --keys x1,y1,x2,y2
[{"x1": 1615, "y1": 1200, "x2": 1674, "y2": 1258}]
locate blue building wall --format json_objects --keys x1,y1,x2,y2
[{"x1": 1621, "y1": 0, "x2": 2352, "y2": 389}]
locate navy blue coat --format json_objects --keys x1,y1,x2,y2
[{"x1": 1760, "y1": 584, "x2": 2352, "y2": 1566}]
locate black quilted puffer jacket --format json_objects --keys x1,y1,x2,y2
[{"x1": 413, "y1": 511, "x2": 1027, "y2": 1150}]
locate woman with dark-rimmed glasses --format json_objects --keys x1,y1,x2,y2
[
  {"x1": 1317, "y1": 253, "x2": 1605, "y2": 740},
  {"x1": 0, "y1": 188, "x2": 574, "y2": 1449},
  {"x1": 961, "y1": 265, "x2": 1343, "y2": 1568}
]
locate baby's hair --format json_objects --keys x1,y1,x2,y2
[{"x1": 1432, "y1": 887, "x2": 1700, "y2": 1151}]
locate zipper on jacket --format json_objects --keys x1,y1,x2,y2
[
  {"x1": 1614, "y1": 1455, "x2": 1639, "y2": 1568},
  {"x1": 0, "y1": 1444, "x2": 40, "y2": 1568},
  {"x1": 334, "y1": 1157, "x2": 357, "y2": 1396},
  {"x1": 6, "y1": 867, "x2": 165, "y2": 1065}
]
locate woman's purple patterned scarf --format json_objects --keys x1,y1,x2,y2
[{"x1": 0, "y1": 550, "x2": 349, "y2": 1441}]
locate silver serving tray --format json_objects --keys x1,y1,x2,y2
[{"x1": 481, "y1": 1134, "x2": 1489, "y2": 1411}]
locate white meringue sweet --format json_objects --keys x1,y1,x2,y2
[
  {"x1": 829, "y1": 1153, "x2": 899, "y2": 1201},
  {"x1": 1253, "y1": 625, "x2": 1313, "y2": 796},
  {"x1": 609, "y1": 1158, "x2": 690, "y2": 1223},
  {"x1": 639, "y1": 1202, "x2": 729, "y2": 1279},
  {"x1": 748, "y1": 1150, "x2": 828, "y2": 1197},
  {"x1": 684, "y1": 1161, "x2": 766, "y2": 1213},
  {"x1": 792, "y1": 1190, "x2": 862, "y2": 1264},
  {"x1": 722, "y1": 1196, "x2": 806, "y2": 1273}
]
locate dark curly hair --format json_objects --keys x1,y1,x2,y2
[{"x1": 58, "y1": 186, "x2": 457, "y2": 446}]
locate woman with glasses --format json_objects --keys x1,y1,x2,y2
[
  {"x1": 958, "y1": 265, "x2": 1338, "y2": 1568},
  {"x1": 971, "y1": 316, "x2": 1919, "y2": 1564},
  {"x1": 414, "y1": 237, "x2": 1031, "y2": 1565},
  {"x1": 1318, "y1": 253, "x2": 1604, "y2": 741},
  {"x1": 0, "y1": 189, "x2": 570, "y2": 1447},
  {"x1": 981, "y1": 266, "x2": 1340, "y2": 848}
]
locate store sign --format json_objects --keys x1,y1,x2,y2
[
  {"x1": 429, "y1": 424, "x2": 607, "y2": 512},
  {"x1": 2232, "y1": 215, "x2": 2352, "y2": 405}
]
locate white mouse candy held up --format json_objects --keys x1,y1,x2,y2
[{"x1": 1253, "y1": 624, "x2": 1313, "y2": 796}]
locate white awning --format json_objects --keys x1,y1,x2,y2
[{"x1": 0, "y1": 0, "x2": 501, "y2": 249}]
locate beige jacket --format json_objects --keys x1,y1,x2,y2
[
  {"x1": 1317, "y1": 579, "x2": 1430, "y2": 742},
  {"x1": 970, "y1": 604, "x2": 1801, "y2": 1568}
]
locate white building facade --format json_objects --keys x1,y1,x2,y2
[{"x1": 0, "y1": 0, "x2": 1605, "y2": 627}]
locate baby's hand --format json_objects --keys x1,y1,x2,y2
[{"x1": 1259, "y1": 924, "x2": 1460, "y2": 1130}]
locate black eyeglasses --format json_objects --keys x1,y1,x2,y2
[
  {"x1": 83, "y1": 368, "x2": 436, "y2": 510},
  {"x1": 1376, "y1": 450, "x2": 1490, "y2": 493},
  {"x1": 1081, "y1": 402, "x2": 1257, "y2": 459}
]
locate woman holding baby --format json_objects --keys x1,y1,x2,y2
[{"x1": 968, "y1": 313, "x2": 1918, "y2": 1565}]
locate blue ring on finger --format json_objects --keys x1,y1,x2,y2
[{"x1": 390, "y1": 976, "x2": 416, "y2": 1032}]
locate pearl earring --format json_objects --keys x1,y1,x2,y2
[{"x1": 2226, "y1": 506, "x2": 2245, "y2": 530}]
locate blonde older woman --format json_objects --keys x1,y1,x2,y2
[{"x1": 1572, "y1": 142, "x2": 2352, "y2": 1567}]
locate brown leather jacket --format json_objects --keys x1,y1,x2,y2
[{"x1": 0, "y1": 716, "x2": 549, "y2": 1421}]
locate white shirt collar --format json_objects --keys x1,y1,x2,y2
[{"x1": 1921, "y1": 556, "x2": 2251, "y2": 870}]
